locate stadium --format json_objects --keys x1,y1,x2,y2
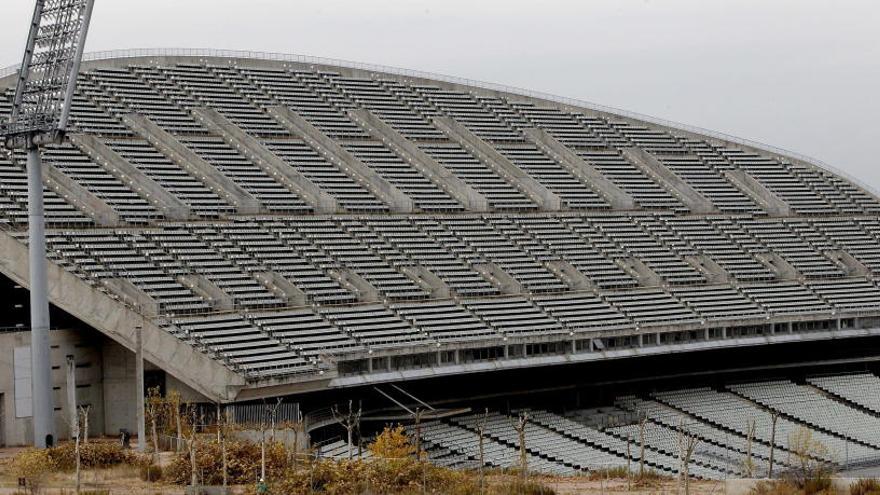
[{"x1": 2, "y1": 46, "x2": 880, "y2": 479}]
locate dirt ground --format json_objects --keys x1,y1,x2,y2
[
  {"x1": 0, "y1": 470, "x2": 724, "y2": 495},
  {"x1": 535, "y1": 476, "x2": 724, "y2": 495}
]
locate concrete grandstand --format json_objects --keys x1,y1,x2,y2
[{"x1": 1, "y1": 49, "x2": 880, "y2": 475}]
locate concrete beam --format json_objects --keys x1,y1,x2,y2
[
  {"x1": 0, "y1": 230, "x2": 245, "y2": 402},
  {"x1": 615, "y1": 257, "x2": 663, "y2": 287},
  {"x1": 723, "y1": 169, "x2": 793, "y2": 217},
  {"x1": 823, "y1": 250, "x2": 870, "y2": 277},
  {"x1": 473, "y1": 262, "x2": 525, "y2": 294},
  {"x1": 432, "y1": 116, "x2": 563, "y2": 211},
  {"x1": 254, "y1": 271, "x2": 308, "y2": 307},
  {"x1": 401, "y1": 265, "x2": 452, "y2": 299},
  {"x1": 544, "y1": 260, "x2": 596, "y2": 291},
  {"x1": 329, "y1": 269, "x2": 382, "y2": 303},
  {"x1": 756, "y1": 252, "x2": 800, "y2": 280},
  {"x1": 684, "y1": 255, "x2": 731, "y2": 285},
  {"x1": 123, "y1": 113, "x2": 263, "y2": 215},
  {"x1": 42, "y1": 162, "x2": 122, "y2": 227},
  {"x1": 522, "y1": 128, "x2": 636, "y2": 210},
  {"x1": 178, "y1": 275, "x2": 233, "y2": 310},
  {"x1": 348, "y1": 109, "x2": 489, "y2": 212},
  {"x1": 102, "y1": 279, "x2": 160, "y2": 317},
  {"x1": 621, "y1": 148, "x2": 717, "y2": 214},
  {"x1": 190, "y1": 108, "x2": 339, "y2": 214},
  {"x1": 268, "y1": 106, "x2": 414, "y2": 213},
  {"x1": 69, "y1": 134, "x2": 192, "y2": 221}
]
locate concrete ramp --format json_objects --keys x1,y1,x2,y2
[
  {"x1": 615, "y1": 257, "x2": 663, "y2": 287},
  {"x1": 329, "y1": 269, "x2": 382, "y2": 303},
  {"x1": 523, "y1": 128, "x2": 636, "y2": 210},
  {"x1": 544, "y1": 260, "x2": 596, "y2": 291},
  {"x1": 433, "y1": 116, "x2": 563, "y2": 211},
  {"x1": 190, "y1": 108, "x2": 338, "y2": 214},
  {"x1": 349, "y1": 109, "x2": 489, "y2": 212},
  {"x1": 684, "y1": 255, "x2": 731, "y2": 285},
  {"x1": 70, "y1": 134, "x2": 192, "y2": 220},
  {"x1": 178, "y1": 274, "x2": 234, "y2": 310},
  {"x1": 124, "y1": 113, "x2": 263, "y2": 215},
  {"x1": 43, "y1": 162, "x2": 121, "y2": 227},
  {"x1": 756, "y1": 252, "x2": 800, "y2": 280},
  {"x1": 724, "y1": 169, "x2": 793, "y2": 217},
  {"x1": 0, "y1": 230, "x2": 245, "y2": 401},
  {"x1": 823, "y1": 250, "x2": 870, "y2": 277},
  {"x1": 401, "y1": 265, "x2": 453, "y2": 299},
  {"x1": 622, "y1": 148, "x2": 717, "y2": 214},
  {"x1": 254, "y1": 271, "x2": 309, "y2": 307},
  {"x1": 102, "y1": 279, "x2": 160, "y2": 317},
  {"x1": 473, "y1": 262, "x2": 525, "y2": 294},
  {"x1": 269, "y1": 106, "x2": 414, "y2": 213}
]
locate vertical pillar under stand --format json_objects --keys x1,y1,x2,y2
[
  {"x1": 66, "y1": 356, "x2": 77, "y2": 440},
  {"x1": 27, "y1": 143, "x2": 55, "y2": 448},
  {"x1": 135, "y1": 325, "x2": 146, "y2": 452}
]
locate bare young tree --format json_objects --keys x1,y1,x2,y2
[
  {"x1": 80, "y1": 405, "x2": 90, "y2": 444},
  {"x1": 768, "y1": 411, "x2": 779, "y2": 478},
  {"x1": 145, "y1": 387, "x2": 163, "y2": 461},
  {"x1": 475, "y1": 409, "x2": 489, "y2": 494},
  {"x1": 331, "y1": 400, "x2": 362, "y2": 460},
  {"x1": 511, "y1": 411, "x2": 530, "y2": 485},
  {"x1": 744, "y1": 416, "x2": 757, "y2": 478},
  {"x1": 639, "y1": 415, "x2": 648, "y2": 478},
  {"x1": 168, "y1": 390, "x2": 183, "y2": 452},
  {"x1": 215, "y1": 403, "x2": 232, "y2": 490},
  {"x1": 186, "y1": 406, "x2": 202, "y2": 494},
  {"x1": 676, "y1": 420, "x2": 699, "y2": 495},
  {"x1": 289, "y1": 409, "x2": 305, "y2": 469},
  {"x1": 626, "y1": 434, "x2": 633, "y2": 491}
]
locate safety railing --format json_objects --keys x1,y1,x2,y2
[{"x1": 1, "y1": 47, "x2": 875, "y2": 197}]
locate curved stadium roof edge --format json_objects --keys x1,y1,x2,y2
[{"x1": 1, "y1": 47, "x2": 873, "y2": 198}]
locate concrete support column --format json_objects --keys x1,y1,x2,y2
[
  {"x1": 27, "y1": 143, "x2": 55, "y2": 449},
  {"x1": 66, "y1": 356, "x2": 77, "y2": 441},
  {"x1": 135, "y1": 325, "x2": 145, "y2": 452}
]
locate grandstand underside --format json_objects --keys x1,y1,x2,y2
[{"x1": 1, "y1": 51, "x2": 880, "y2": 471}]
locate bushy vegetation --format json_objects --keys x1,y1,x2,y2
[
  {"x1": 164, "y1": 438, "x2": 289, "y2": 485},
  {"x1": 851, "y1": 479, "x2": 880, "y2": 495},
  {"x1": 10, "y1": 449, "x2": 56, "y2": 495},
  {"x1": 47, "y1": 440, "x2": 143, "y2": 471}
]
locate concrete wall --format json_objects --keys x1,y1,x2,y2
[
  {"x1": 0, "y1": 329, "x2": 105, "y2": 446},
  {"x1": 0, "y1": 329, "x2": 212, "y2": 447}
]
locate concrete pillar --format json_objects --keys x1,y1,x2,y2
[
  {"x1": 26, "y1": 144, "x2": 55, "y2": 449},
  {"x1": 135, "y1": 326, "x2": 145, "y2": 452},
  {"x1": 66, "y1": 356, "x2": 77, "y2": 441}
]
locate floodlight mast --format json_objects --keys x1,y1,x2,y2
[{"x1": 1, "y1": 0, "x2": 95, "y2": 449}]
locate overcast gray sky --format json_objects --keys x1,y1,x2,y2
[{"x1": 3, "y1": 0, "x2": 878, "y2": 190}]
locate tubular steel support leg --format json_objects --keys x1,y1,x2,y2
[{"x1": 27, "y1": 142, "x2": 55, "y2": 448}]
